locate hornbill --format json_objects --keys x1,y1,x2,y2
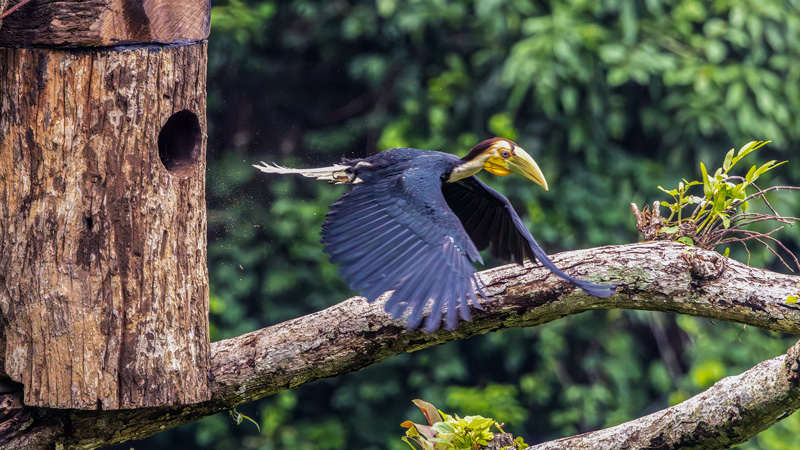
[{"x1": 254, "y1": 138, "x2": 616, "y2": 332}]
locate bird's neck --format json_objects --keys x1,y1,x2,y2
[{"x1": 447, "y1": 154, "x2": 489, "y2": 182}]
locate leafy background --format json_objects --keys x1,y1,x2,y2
[{"x1": 118, "y1": 0, "x2": 800, "y2": 448}]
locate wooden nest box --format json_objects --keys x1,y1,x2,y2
[{"x1": 0, "y1": 0, "x2": 212, "y2": 409}]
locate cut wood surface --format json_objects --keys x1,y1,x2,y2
[
  {"x1": 0, "y1": 242, "x2": 798, "y2": 448},
  {"x1": 0, "y1": 0, "x2": 210, "y2": 47},
  {"x1": 0, "y1": 42, "x2": 210, "y2": 410}
]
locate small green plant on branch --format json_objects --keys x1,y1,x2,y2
[
  {"x1": 401, "y1": 399, "x2": 527, "y2": 450},
  {"x1": 632, "y1": 141, "x2": 800, "y2": 271},
  {"x1": 229, "y1": 405, "x2": 260, "y2": 432}
]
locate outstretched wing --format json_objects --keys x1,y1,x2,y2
[
  {"x1": 321, "y1": 168, "x2": 484, "y2": 332},
  {"x1": 443, "y1": 176, "x2": 617, "y2": 298}
]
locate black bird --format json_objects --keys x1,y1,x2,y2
[{"x1": 255, "y1": 138, "x2": 616, "y2": 332}]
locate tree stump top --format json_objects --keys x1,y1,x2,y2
[{"x1": 0, "y1": 0, "x2": 210, "y2": 47}]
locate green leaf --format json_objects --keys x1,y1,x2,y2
[
  {"x1": 720, "y1": 214, "x2": 731, "y2": 229},
  {"x1": 466, "y1": 417, "x2": 494, "y2": 429},
  {"x1": 745, "y1": 165, "x2": 757, "y2": 183},
  {"x1": 713, "y1": 192, "x2": 727, "y2": 212},
  {"x1": 658, "y1": 186, "x2": 679, "y2": 196},
  {"x1": 660, "y1": 226, "x2": 679, "y2": 234},
  {"x1": 737, "y1": 141, "x2": 757, "y2": 157},
  {"x1": 723, "y1": 247, "x2": 730, "y2": 258},
  {"x1": 432, "y1": 422, "x2": 456, "y2": 434},
  {"x1": 732, "y1": 140, "x2": 771, "y2": 167},
  {"x1": 401, "y1": 436, "x2": 419, "y2": 450},
  {"x1": 731, "y1": 182, "x2": 746, "y2": 199},
  {"x1": 704, "y1": 39, "x2": 727, "y2": 63},
  {"x1": 722, "y1": 149, "x2": 734, "y2": 171},
  {"x1": 754, "y1": 160, "x2": 775, "y2": 177},
  {"x1": 700, "y1": 162, "x2": 712, "y2": 199},
  {"x1": 751, "y1": 160, "x2": 785, "y2": 181},
  {"x1": 725, "y1": 83, "x2": 745, "y2": 109},
  {"x1": 677, "y1": 236, "x2": 694, "y2": 246},
  {"x1": 402, "y1": 422, "x2": 421, "y2": 436},
  {"x1": 598, "y1": 43, "x2": 627, "y2": 64}
]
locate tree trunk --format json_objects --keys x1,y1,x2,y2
[{"x1": 0, "y1": 42, "x2": 211, "y2": 409}]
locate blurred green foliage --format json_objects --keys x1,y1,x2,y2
[{"x1": 118, "y1": 0, "x2": 800, "y2": 448}]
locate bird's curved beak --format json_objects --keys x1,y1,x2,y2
[{"x1": 507, "y1": 148, "x2": 548, "y2": 191}]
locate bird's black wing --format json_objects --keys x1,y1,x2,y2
[
  {"x1": 321, "y1": 167, "x2": 485, "y2": 332},
  {"x1": 442, "y1": 176, "x2": 616, "y2": 298}
]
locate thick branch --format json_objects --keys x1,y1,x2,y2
[
  {"x1": 531, "y1": 339, "x2": 800, "y2": 449},
  {"x1": 2, "y1": 242, "x2": 799, "y2": 448}
]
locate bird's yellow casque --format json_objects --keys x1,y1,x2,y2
[{"x1": 254, "y1": 138, "x2": 615, "y2": 332}]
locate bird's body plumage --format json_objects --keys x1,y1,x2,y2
[
  {"x1": 254, "y1": 139, "x2": 615, "y2": 332},
  {"x1": 321, "y1": 148, "x2": 484, "y2": 331}
]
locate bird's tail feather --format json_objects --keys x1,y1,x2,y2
[
  {"x1": 253, "y1": 162, "x2": 355, "y2": 184},
  {"x1": 528, "y1": 239, "x2": 617, "y2": 298}
]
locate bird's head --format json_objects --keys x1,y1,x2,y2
[{"x1": 449, "y1": 138, "x2": 548, "y2": 190}]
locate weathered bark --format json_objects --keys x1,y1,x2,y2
[
  {"x1": 0, "y1": 43, "x2": 210, "y2": 409},
  {"x1": 0, "y1": 242, "x2": 797, "y2": 449},
  {"x1": 487, "y1": 433, "x2": 516, "y2": 449},
  {"x1": 0, "y1": 0, "x2": 210, "y2": 47}
]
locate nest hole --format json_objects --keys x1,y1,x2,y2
[{"x1": 158, "y1": 110, "x2": 201, "y2": 177}]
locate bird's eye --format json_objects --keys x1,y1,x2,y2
[{"x1": 501, "y1": 151, "x2": 510, "y2": 158}]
